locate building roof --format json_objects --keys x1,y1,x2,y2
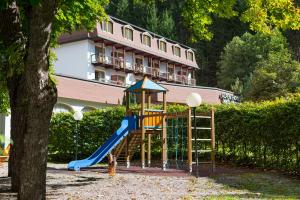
[
  {"x1": 59, "y1": 16, "x2": 198, "y2": 69},
  {"x1": 126, "y1": 77, "x2": 167, "y2": 93},
  {"x1": 109, "y1": 16, "x2": 196, "y2": 52}
]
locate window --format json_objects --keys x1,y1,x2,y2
[
  {"x1": 173, "y1": 45, "x2": 181, "y2": 57},
  {"x1": 111, "y1": 75, "x2": 126, "y2": 85},
  {"x1": 186, "y1": 51, "x2": 194, "y2": 61},
  {"x1": 124, "y1": 26, "x2": 133, "y2": 41},
  {"x1": 159, "y1": 40, "x2": 167, "y2": 52},
  {"x1": 142, "y1": 33, "x2": 151, "y2": 47},
  {"x1": 102, "y1": 21, "x2": 113, "y2": 34},
  {"x1": 95, "y1": 70, "x2": 105, "y2": 81},
  {"x1": 95, "y1": 45, "x2": 105, "y2": 63}
]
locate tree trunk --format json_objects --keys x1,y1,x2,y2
[{"x1": 1, "y1": 1, "x2": 58, "y2": 199}]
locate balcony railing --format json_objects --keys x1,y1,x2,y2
[
  {"x1": 91, "y1": 54, "x2": 196, "y2": 86},
  {"x1": 159, "y1": 71, "x2": 168, "y2": 79},
  {"x1": 175, "y1": 75, "x2": 182, "y2": 83},
  {"x1": 144, "y1": 66, "x2": 152, "y2": 75},
  {"x1": 94, "y1": 77, "x2": 129, "y2": 87}
]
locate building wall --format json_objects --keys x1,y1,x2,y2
[
  {"x1": 54, "y1": 40, "x2": 92, "y2": 79},
  {"x1": 0, "y1": 113, "x2": 11, "y2": 148}
]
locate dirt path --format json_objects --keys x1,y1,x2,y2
[{"x1": 0, "y1": 163, "x2": 299, "y2": 199}]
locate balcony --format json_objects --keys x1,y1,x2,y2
[
  {"x1": 94, "y1": 77, "x2": 130, "y2": 87},
  {"x1": 91, "y1": 54, "x2": 135, "y2": 72},
  {"x1": 91, "y1": 53, "x2": 196, "y2": 86}
]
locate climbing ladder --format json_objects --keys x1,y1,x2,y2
[
  {"x1": 190, "y1": 109, "x2": 215, "y2": 176},
  {"x1": 114, "y1": 131, "x2": 142, "y2": 166}
]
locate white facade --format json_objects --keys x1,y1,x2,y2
[
  {"x1": 0, "y1": 113, "x2": 11, "y2": 148},
  {"x1": 54, "y1": 39, "x2": 195, "y2": 87},
  {"x1": 54, "y1": 40, "x2": 95, "y2": 79}
]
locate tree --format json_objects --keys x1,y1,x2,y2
[
  {"x1": 0, "y1": 0, "x2": 108, "y2": 199},
  {"x1": 217, "y1": 31, "x2": 288, "y2": 89},
  {"x1": 182, "y1": 0, "x2": 300, "y2": 42},
  {"x1": 218, "y1": 31, "x2": 300, "y2": 100},
  {"x1": 245, "y1": 51, "x2": 300, "y2": 101}
]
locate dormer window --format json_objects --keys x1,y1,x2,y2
[
  {"x1": 142, "y1": 32, "x2": 151, "y2": 47},
  {"x1": 123, "y1": 25, "x2": 133, "y2": 41},
  {"x1": 158, "y1": 38, "x2": 167, "y2": 52},
  {"x1": 102, "y1": 20, "x2": 113, "y2": 34},
  {"x1": 172, "y1": 45, "x2": 181, "y2": 57},
  {"x1": 186, "y1": 50, "x2": 194, "y2": 61}
]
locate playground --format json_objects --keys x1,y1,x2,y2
[
  {"x1": 0, "y1": 162, "x2": 300, "y2": 199},
  {"x1": 1, "y1": 77, "x2": 300, "y2": 199},
  {"x1": 67, "y1": 77, "x2": 216, "y2": 175}
]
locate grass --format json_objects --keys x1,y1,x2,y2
[{"x1": 207, "y1": 172, "x2": 300, "y2": 199}]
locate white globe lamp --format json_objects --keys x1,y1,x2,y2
[
  {"x1": 73, "y1": 111, "x2": 83, "y2": 121},
  {"x1": 186, "y1": 93, "x2": 202, "y2": 108}
]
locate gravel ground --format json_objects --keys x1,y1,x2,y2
[{"x1": 0, "y1": 162, "x2": 299, "y2": 199}]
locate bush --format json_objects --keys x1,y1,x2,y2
[
  {"x1": 48, "y1": 95, "x2": 300, "y2": 173},
  {"x1": 48, "y1": 107, "x2": 125, "y2": 162},
  {"x1": 214, "y1": 94, "x2": 300, "y2": 172}
]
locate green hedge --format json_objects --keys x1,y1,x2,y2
[
  {"x1": 48, "y1": 95, "x2": 300, "y2": 173},
  {"x1": 214, "y1": 94, "x2": 300, "y2": 172},
  {"x1": 48, "y1": 107, "x2": 125, "y2": 162}
]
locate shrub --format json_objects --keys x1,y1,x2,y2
[
  {"x1": 48, "y1": 95, "x2": 300, "y2": 173},
  {"x1": 48, "y1": 107, "x2": 126, "y2": 162}
]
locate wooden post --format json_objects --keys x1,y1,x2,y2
[
  {"x1": 162, "y1": 91, "x2": 167, "y2": 170},
  {"x1": 187, "y1": 107, "x2": 192, "y2": 173},
  {"x1": 141, "y1": 90, "x2": 146, "y2": 169},
  {"x1": 126, "y1": 136, "x2": 130, "y2": 168},
  {"x1": 125, "y1": 91, "x2": 130, "y2": 168},
  {"x1": 125, "y1": 91, "x2": 130, "y2": 115},
  {"x1": 147, "y1": 92, "x2": 151, "y2": 167},
  {"x1": 210, "y1": 109, "x2": 216, "y2": 172}
]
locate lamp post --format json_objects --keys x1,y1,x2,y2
[
  {"x1": 73, "y1": 111, "x2": 83, "y2": 160},
  {"x1": 186, "y1": 93, "x2": 202, "y2": 177}
]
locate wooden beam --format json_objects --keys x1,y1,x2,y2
[
  {"x1": 141, "y1": 90, "x2": 146, "y2": 169},
  {"x1": 162, "y1": 91, "x2": 167, "y2": 170},
  {"x1": 125, "y1": 91, "x2": 130, "y2": 115},
  {"x1": 210, "y1": 109, "x2": 216, "y2": 172},
  {"x1": 187, "y1": 107, "x2": 192, "y2": 173},
  {"x1": 147, "y1": 93, "x2": 151, "y2": 167}
]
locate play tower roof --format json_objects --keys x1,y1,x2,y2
[{"x1": 126, "y1": 77, "x2": 167, "y2": 93}]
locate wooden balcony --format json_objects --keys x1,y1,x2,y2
[{"x1": 91, "y1": 53, "x2": 196, "y2": 86}]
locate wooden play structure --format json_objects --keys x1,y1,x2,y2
[
  {"x1": 114, "y1": 77, "x2": 215, "y2": 173},
  {"x1": 0, "y1": 144, "x2": 11, "y2": 164}
]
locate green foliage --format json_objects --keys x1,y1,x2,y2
[
  {"x1": 51, "y1": 0, "x2": 109, "y2": 46},
  {"x1": 214, "y1": 94, "x2": 300, "y2": 172},
  {"x1": 246, "y1": 51, "x2": 300, "y2": 100},
  {"x1": 182, "y1": 0, "x2": 237, "y2": 41},
  {"x1": 49, "y1": 107, "x2": 126, "y2": 162},
  {"x1": 218, "y1": 31, "x2": 300, "y2": 100},
  {"x1": 241, "y1": 0, "x2": 300, "y2": 33},
  {"x1": 49, "y1": 96, "x2": 299, "y2": 172}
]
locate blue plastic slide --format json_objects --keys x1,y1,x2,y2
[{"x1": 68, "y1": 116, "x2": 137, "y2": 171}]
